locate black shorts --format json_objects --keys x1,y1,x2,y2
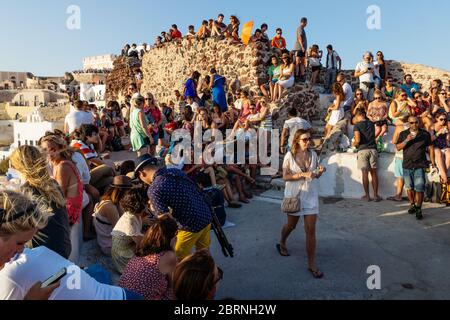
[
  {"x1": 374, "y1": 120, "x2": 388, "y2": 127},
  {"x1": 311, "y1": 66, "x2": 321, "y2": 73},
  {"x1": 294, "y1": 50, "x2": 306, "y2": 58}
]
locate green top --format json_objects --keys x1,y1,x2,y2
[
  {"x1": 130, "y1": 108, "x2": 149, "y2": 151},
  {"x1": 268, "y1": 65, "x2": 281, "y2": 81}
]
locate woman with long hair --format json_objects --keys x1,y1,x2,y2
[
  {"x1": 325, "y1": 82, "x2": 346, "y2": 138},
  {"x1": 0, "y1": 191, "x2": 140, "y2": 300},
  {"x1": 374, "y1": 51, "x2": 388, "y2": 89},
  {"x1": 389, "y1": 88, "x2": 416, "y2": 127},
  {"x1": 93, "y1": 176, "x2": 133, "y2": 256},
  {"x1": 39, "y1": 135, "x2": 84, "y2": 264},
  {"x1": 273, "y1": 53, "x2": 295, "y2": 101},
  {"x1": 130, "y1": 94, "x2": 154, "y2": 157},
  {"x1": 277, "y1": 129, "x2": 326, "y2": 279},
  {"x1": 432, "y1": 111, "x2": 450, "y2": 183},
  {"x1": 172, "y1": 249, "x2": 222, "y2": 300},
  {"x1": 211, "y1": 103, "x2": 227, "y2": 132},
  {"x1": 367, "y1": 90, "x2": 389, "y2": 141},
  {"x1": 10, "y1": 146, "x2": 71, "y2": 259},
  {"x1": 225, "y1": 15, "x2": 240, "y2": 42},
  {"x1": 119, "y1": 214, "x2": 178, "y2": 300}
]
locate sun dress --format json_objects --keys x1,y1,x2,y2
[{"x1": 283, "y1": 151, "x2": 319, "y2": 216}]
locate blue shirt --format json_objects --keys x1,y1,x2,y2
[
  {"x1": 147, "y1": 168, "x2": 212, "y2": 233},
  {"x1": 400, "y1": 83, "x2": 420, "y2": 98}
]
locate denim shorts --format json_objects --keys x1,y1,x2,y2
[{"x1": 403, "y1": 168, "x2": 426, "y2": 193}]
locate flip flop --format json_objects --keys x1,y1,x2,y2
[
  {"x1": 276, "y1": 244, "x2": 290, "y2": 257},
  {"x1": 308, "y1": 268, "x2": 324, "y2": 279},
  {"x1": 387, "y1": 196, "x2": 402, "y2": 202},
  {"x1": 374, "y1": 196, "x2": 383, "y2": 203},
  {"x1": 361, "y1": 196, "x2": 372, "y2": 202}
]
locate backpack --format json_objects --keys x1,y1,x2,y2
[{"x1": 111, "y1": 136, "x2": 124, "y2": 152}]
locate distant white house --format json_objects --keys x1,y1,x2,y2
[
  {"x1": 80, "y1": 83, "x2": 106, "y2": 108},
  {"x1": 12, "y1": 109, "x2": 56, "y2": 149}
]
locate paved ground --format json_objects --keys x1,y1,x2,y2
[{"x1": 81, "y1": 151, "x2": 450, "y2": 300}]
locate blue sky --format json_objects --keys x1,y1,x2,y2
[{"x1": 1, "y1": 0, "x2": 449, "y2": 75}]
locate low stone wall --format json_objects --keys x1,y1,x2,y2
[{"x1": 4, "y1": 105, "x2": 70, "y2": 122}]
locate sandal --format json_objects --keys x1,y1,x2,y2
[
  {"x1": 276, "y1": 244, "x2": 290, "y2": 257},
  {"x1": 387, "y1": 196, "x2": 403, "y2": 202},
  {"x1": 308, "y1": 268, "x2": 324, "y2": 279},
  {"x1": 373, "y1": 196, "x2": 383, "y2": 203}
]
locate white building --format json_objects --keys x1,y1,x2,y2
[
  {"x1": 13, "y1": 109, "x2": 56, "y2": 149},
  {"x1": 83, "y1": 54, "x2": 117, "y2": 71}
]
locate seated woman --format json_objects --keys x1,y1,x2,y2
[
  {"x1": 0, "y1": 191, "x2": 140, "y2": 300},
  {"x1": 273, "y1": 53, "x2": 295, "y2": 101},
  {"x1": 324, "y1": 83, "x2": 346, "y2": 139},
  {"x1": 211, "y1": 103, "x2": 228, "y2": 133},
  {"x1": 367, "y1": 90, "x2": 389, "y2": 141},
  {"x1": 351, "y1": 89, "x2": 369, "y2": 124},
  {"x1": 172, "y1": 250, "x2": 222, "y2": 301},
  {"x1": 119, "y1": 214, "x2": 178, "y2": 300},
  {"x1": 412, "y1": 91, "x2": 433, "y2": 131},
  {"x1": 111, "y1": 188, "x2": 148, "y2": 274},
  {"x1": 388, "y1": 89, "x2": 416, "y2": 127},
  {"x1": 225, "y1": 15, "x2": 240, "y2": 42},
  {"x1": 93, "y1": 176, "x2": 133, "y2": 256},
  {"x1": 10, "y1": 146, "x2": 71, "y2": 259},
  {"x1": 71, "y1": 124, "x2": 115, "y2": 194},
  {"x1": 432, "y1": 111, "x2": 450, "y2": 183},
  {"x1": 40, "y1": 135, "x2": 84, "y2": 265},
  {"x1": 194, "y1": 108, "x2": 212, "y2": 132}
]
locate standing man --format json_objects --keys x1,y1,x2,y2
[
  {"x1": 396, "y1": 116, "x2": 435, "y2": 220},
  {"x1": 325, "y1": 45, "x2": 341, "y2": 94},
  {"x1": 293, "y1": 17, "x2": 308, "y2": 82},
  {"x1": 352, "y1": 109, "x2": 382, "y2": 202},
  {"x1": 135, "y1": 155, "x2": 213, "y2": 260},
  {"x1": 354, "y1": 51, "x2": 376, "y2": 101}
]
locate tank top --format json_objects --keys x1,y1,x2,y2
[{"x1": 56, "y1": 161, "x2": 83, "y2": 225}]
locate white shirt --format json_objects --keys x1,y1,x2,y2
[
  {"x1": 283, "y1": 117, "x2": 312, "y2": 148},
  {"x1": 342, "y1": 82, "x2": 354, "y2": 107},
  {"x1": 355, "y1": 61, "x2": 375, "y2": 83},
  {"x1": 190, "y1": 102, "x2": 200, "y2": 113},
  {"x1": 72, "y1": 152, "x2": 90, "y2": 185},
  {"x1": 64, "y1": 110, "x2": 93, "y2": 134},
  {"x1": 326, "y1": 51, "x2": 340, "y2": 69},
  {"x1": 0, "y1": 247, "x2": 125, "y2": 300}
]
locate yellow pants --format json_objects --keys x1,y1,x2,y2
[{"x1": 175, "y1": 224, "x2": 211, "y2": 261}]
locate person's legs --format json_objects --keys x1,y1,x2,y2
[
  {"x1": 396, "y1": 178, "x2": 405, "y2": 199},
  {"x1": 175, "y1": 229, "x2": 201, "y2": 261},
  {"x1": 194, "y1": 224, "x2": 212, "y2": 252},
  {"x1": 361, "y1": 170, "x2": 371, "y2": 200},
  {"x1": 82, "y1": 194, "x2": 95, "y2": 241},
  {"x1": 445, "y1": 149, "x2": 450, "y2": 179},
  {"x1": 260, "y1": 84, "x2": 269, "y2": 98},
  {"x1": 435, "y1": 149, "x2": 447, "y2": 182},
  {"x1": 413, "y1": 169, "x2": 426, "y2": 219},
  {"x1": 374, "y1": 125, "x2": 382, "y2": 140},
  {"x1": 370, "y1": 168, "x2": 380, "y2": 200},
  {"x1": 203, "y1": 166, "x2": 217, "y2": 186},
  {"x1": 279, "y1": 215, "x2": 301, "y2": 254},
  {"x1": 269, "y1": 82, "x2": 275, "y2": 100},
  {"x1": 304, "y1": 214, "x2": 321, "y2": 276},
  {"x1": 234, "y1": 176, "x2": 248, "y2": 203},
  {"x1": 295, "y1": 55, "x2": 301, "y2": 78}
]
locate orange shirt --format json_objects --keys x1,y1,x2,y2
[{"x1": 271, "y1": 36, "x2": 286, "y2": 49}]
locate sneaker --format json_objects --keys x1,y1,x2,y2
[
  {"x1": 415, "y1": 208, "x2": 424, "y2": 220},
  {"x1": 408, "y1": 204, "x2": 417, "y2": 215}
]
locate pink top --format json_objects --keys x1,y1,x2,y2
[
  {"x1": 119, "y1": 252, "x2": 175, "y2": 300},
  {"x1": 55, "y1": 160, "x2": 83, "y2": 225}
]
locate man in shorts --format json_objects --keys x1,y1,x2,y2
[
  {"x1": 396, "y1": 116, "x2": 436, "y2": 220},
  {"x1": 353, "y1": 109, "x2": 382, "y2": 202},
  {"x1": 293, "y1": 17, "x2": 308, "y2": 81}
]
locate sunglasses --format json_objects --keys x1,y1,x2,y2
[
  {"x1": 409, "y1": 121, "x2": 419, "y2": 125},
  {"x1": 400, "y1": 94, "x2": 407, "y2": 97},
  {"x1": 438, "y1": 118, "x2": 447, "y2": 122},
  {"x1": 374, "y1": 97, "x2": 382, "y2": 100},
  {"x1": 301, "y1": 137, "x2": 312, "y2": 142},
  {"x1": 214, "y1": 267, "x2": 224, "y2": 285},
  {"x1": 356, "y1": 93, "x2": 363, "y2": 96}
]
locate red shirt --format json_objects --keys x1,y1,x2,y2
[
  {"x1": 171, "y1": 30, "x2": 182, "y2": 39},
  {"x1": 271, "y1": 36, "x2": 286, "y2": 49}
]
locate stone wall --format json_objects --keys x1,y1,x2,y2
[{"x1": 105, "y1": 57, "x2": 136, "y2": 101}]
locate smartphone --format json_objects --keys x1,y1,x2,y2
[{"x1": 41, "y1": 268, "x2": 67, "y2": 288}]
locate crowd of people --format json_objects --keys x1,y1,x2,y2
[{"x1": 1, "y1": 14, "x2": 450, "y2": 300}]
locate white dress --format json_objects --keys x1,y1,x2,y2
[
  {"x1": 327, "y1": 99, "x2": 345, "y2": 126},
  {"x1": 283, "y1": 151, "x2": 319, "y2": 216},
  {"x1": 277, "y1": 66, "x2": 295, "y2": 89}
]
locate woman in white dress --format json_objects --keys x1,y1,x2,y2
[
  {"x1": 324, "y1": 82, "x2": 346, "y2": 139},
  {"x1": 273, "y1": 53, "x2": 295, "y2": 101},
  {"x1": 277, "y1": 129, "x2": 326, "y2": 279}
]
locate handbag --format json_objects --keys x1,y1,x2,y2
[{"x1": 282, "y1": 196, "x2": 301, "y2": 214}]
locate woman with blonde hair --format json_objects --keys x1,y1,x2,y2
[
  {"x1": 10, "y1": 146, "x2": 71, "y2": 259},
  {"x1": 389, "y1": 88, "x2": 416, "y2": 127},
  {"x1": 39, "y1": 134, "x2": 84, "y2": 264},
  {"x1": 273, "y1": 53, "x2": 295, "y2": 101},
  {"x1": 324, "y1": 82, "x2": 346, "y2": 138},
  {"x1": 0, "y1": 190, "x2": 139, "y2": 300},
  {"x1": 277, "y1": 129, "x2": 326, "y2": 279},
  {"x1": 130, "y1": 94, "x2": 153, "y2": 157}
]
